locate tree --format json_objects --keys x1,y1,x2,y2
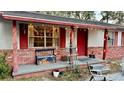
[
  {"x1": 115, "y1": 11, "x2": 124, "y2": 24},
  {"x1": 38, "y1": 11, "x2": 95, "y2": 20},
  {"x1": 100, "y1": 11, "x2": 116, "y2": 23},
  {"x1": 100, "y1": 11, "x2": 124, "y2": 24},
  {"x1": 80, "y1": 11, "x2": 95, "y2": 20}
]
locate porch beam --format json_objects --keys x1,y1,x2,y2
[
  {"x1": 103, "y1": 29, "x2": 108, "y2": 60},
  {"x1": 12, "y1": 20, "x2": 18, "y2": 72}
]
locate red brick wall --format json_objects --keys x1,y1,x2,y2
[
  {"x1": 55, "y1": 48, "x2": 69, "y2": 60},
  {"x1": 0, "y1": 48, "x2": 69, "y2": 65},
  {"x1": 88, "y1": 46, "x2": 124, "y2": 60},
  {"x1": 1, "y1": 46, "x2": 124, "y2": 65},
  {"x1": 0, "y1": 49, "x2": 36, "y2": 65},
  {"x1": 106, "y1": 46, "x2": 124, "y2": 59},
  {"x1": 88, "y1": 47, "x2": 103, "y2": 59},
  {"x1": 16, "y1": 48, "x2": 69, "y2": 65},
  {"x1": 17, "y1": 49, "x2": 35, "y2": 64}
]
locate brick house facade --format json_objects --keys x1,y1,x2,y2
[{"x1": 0, "y1": 11, "x2": 124, "y2": 74}]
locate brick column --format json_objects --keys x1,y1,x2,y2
[
  {"x1": 103, "y1": 29, "x2": 108, "y2": 60},
  {"x1": 12, "y1": 20, "x2": 18, "y2": 72}
]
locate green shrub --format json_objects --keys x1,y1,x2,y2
[
  {"x1": 0, "y1": 55, "x2": 11, "y2": 79},
  {"x1": 61, "y1": 66, "x2": 83, "y2": 81}
]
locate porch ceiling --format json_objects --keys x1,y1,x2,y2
[{"x1": 1, "y1": 11, "x2": 124, "y2": 31}]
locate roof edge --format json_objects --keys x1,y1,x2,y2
[{"x1": 2, "y1": 14, "x2": 116, "y2": 30}]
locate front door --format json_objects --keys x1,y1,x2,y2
[
  {"x1": 77, "y1": 29, "x2": 88, "y2": 56},
  {"x1": 19, "y1": 24, "x2": 28, "y2": 49}
]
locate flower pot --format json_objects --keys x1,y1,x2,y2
[
  {"x1": 89, "y1": 54, "x2": 95, "y2": 58},
  {"x1": 53, "y1": 70, "x2": 60, "y2": 77}
]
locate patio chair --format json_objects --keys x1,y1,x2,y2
[
  {"x1": 87, "y1": 62, "x2": 107, "y2": 81},
  {"x1": 89, "y1": 63, "x2": 110, "y2": 75}
]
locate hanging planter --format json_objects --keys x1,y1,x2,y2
[{"x1": 52, "y1": 69, "x2": 60, "y2": 77}]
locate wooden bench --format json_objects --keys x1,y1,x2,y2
[{"x1": 35, "y1": 48, "x2": 56, "y2": 65}]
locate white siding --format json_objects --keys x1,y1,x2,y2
[
  {"x1": 88, "y1": 30, "x2": 104, "y2": 47},
  {"x1": 118, "y1": 32, "x2": 122, "y2": 46},
  {"x1": 66, "y1": 29, "x2": 104, "y2": 48},
  {"x1": 0, "y1": 17, "x2": 20, "y2": 49},
  {"x1": 0, "y1": 17, "x2": 12, "y2": 49}
]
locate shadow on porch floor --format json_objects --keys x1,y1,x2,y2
[{"x1": 12, "y1": 56, "x2": 105, "y2": 76}]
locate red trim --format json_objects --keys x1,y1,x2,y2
[
  {"x1": 60, "y1": 28, "x2": 66, "y2": 48},
  {"x1": 85, "y1": 29, "x2": 88, "y2": 56},
  {"x1": 103, "y1": 29, "x2": 108, "y2": 60},
  {"x1": 122, "y1": 32, "x2": 124, "y2": 45},
  {"x1": 2, "y1": 15, "x2": 116, "y2": 30}
]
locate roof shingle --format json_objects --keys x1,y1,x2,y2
[{"x1": 1, "y1": 11, "x2": 124, "y2": 31}]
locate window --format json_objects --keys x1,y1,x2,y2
[
  {"x1": 28, "y1": 24, "x2": 60, "y2": 48},
  {"x1": 107, "y1": 32, "x2": 120, "y2": 46},
  {"x1": 107, "y1": 32, "x2": 115, "y2": 46}
]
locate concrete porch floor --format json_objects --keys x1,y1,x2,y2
[{"x1": 13, "y1": 56, "x2": 105, "y2": 76}]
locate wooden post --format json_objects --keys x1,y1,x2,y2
[
  {"x1": 12, "y1": 20, "x2": 18, "y2": 72},
  {"x1": 103, "y1": 29, "x2": 108, "y2": 60},
  {"x1": 70, "y1": 26, "x2": 74, "y2": 65}
]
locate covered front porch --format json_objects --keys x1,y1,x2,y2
[
  {"x1": 11, "y1": 20, "x2": 92, "y2": 73},
  {"x1": 2, "y1": 11, "x2": 124, "y2": 77},
  {"x1": 13, "y1": 56, "x2": 105, "y2": 77},
  {"x1": 11, "y1": 21, "x2": 109, "y2": 73}
]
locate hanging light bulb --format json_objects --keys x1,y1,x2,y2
[
  {"x1": 65, "y1": 27, "x2": 68, "y2": 30},
  {"x1": 24, "y1": 29, "x2": 26, "y2": 34},
  {"x1": 23, "y1": 25, "x2": 26, "y2": 34}
]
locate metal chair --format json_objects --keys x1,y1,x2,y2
[
  {"x1": 87, "y1": 62, "x2": 107, "y2": 81},
  {"x1": 120, "y1": 57, "x2": 124, "y2": 75}
]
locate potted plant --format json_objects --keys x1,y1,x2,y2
[
  {"x1": 61, "y1": 55, "x2": 69, "y2": 61},
  {"x1": 52, "y1": 69, "x2": 60, "y2": 77},
  {"x1": 89, "y1": 51, "x2": 95, "y2": 58}
]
